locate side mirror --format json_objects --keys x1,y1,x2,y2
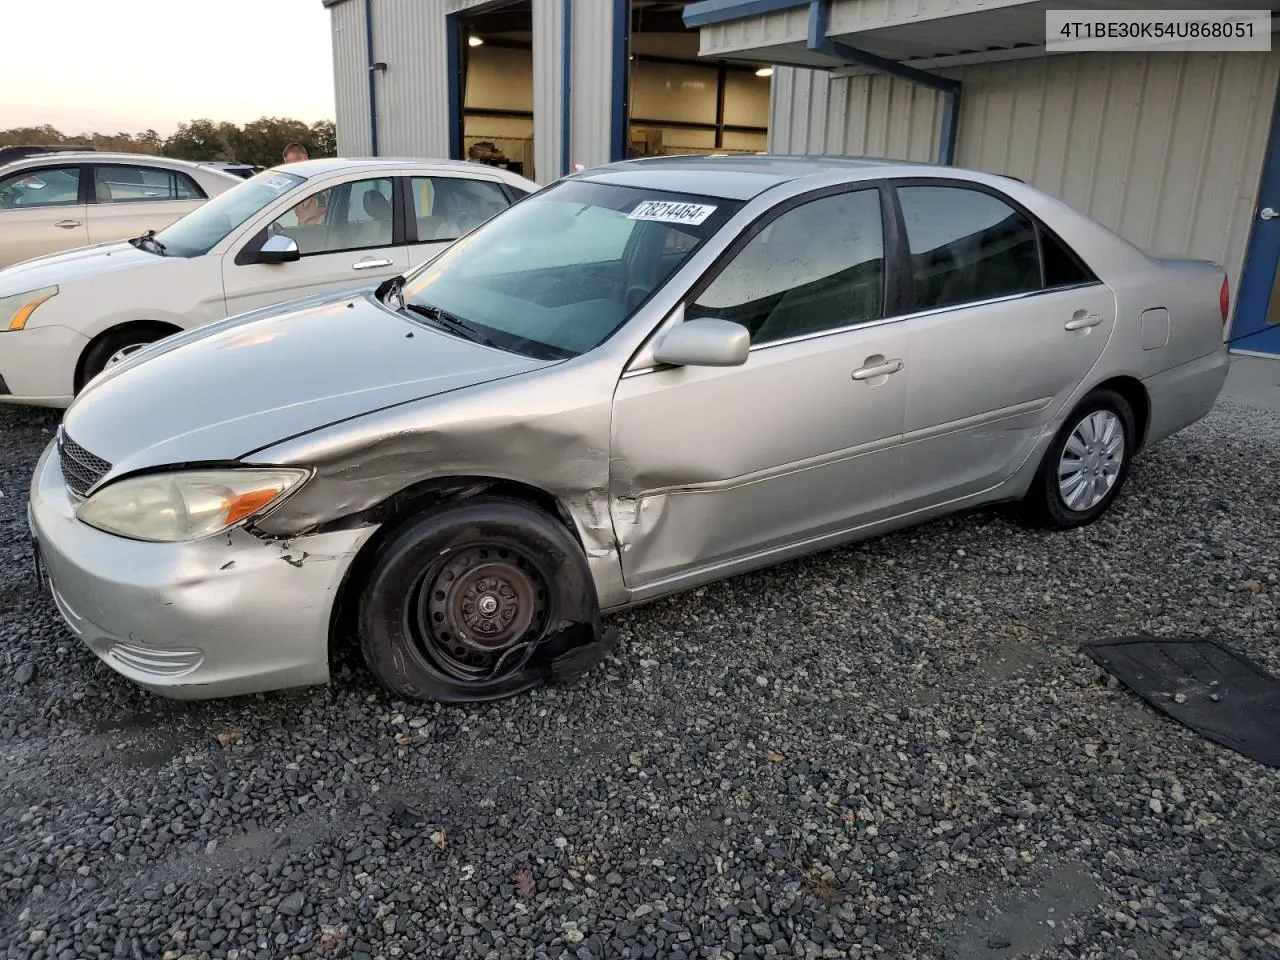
[
  {"x1": 652, "y1": 317, "x2": 750, "y2": 368},
  {"x1": 257, "y1": 233, "x2": 300, "y2": 264}
]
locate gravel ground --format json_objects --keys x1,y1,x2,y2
[{"x1": 1, "y1": 399, "x2": 1278, "y2": 960}]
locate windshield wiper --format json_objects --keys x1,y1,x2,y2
[
  {"x1": 402, "y1": 302, "x2": 496, "y2": 347},
  {"x1": 129, "y1": 229, "x2": 167, "y2": 256}
]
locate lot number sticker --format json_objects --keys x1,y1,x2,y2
[{"x1": 628, "y1": 200, "x2": 718, "y2": 226}]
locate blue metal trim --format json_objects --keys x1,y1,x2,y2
[
  {"x1": 683, "y1": 0, "x2": 809, "y2": 28},
  {"x1": 561, "y1": 0, "x2": 573, "y2": 175},
  {"x1": 610, "y1": 0, "x2": 629, "y2": 162},
  {"x1": 446, "y1": 13, "x2": 463, "y2": 161},
  {"x1": 364, "y1": 0, "x2": 379, "y2": 156},
  {"x1": 1228, "y1": 72, "x2": 1280, "y2": 354}
]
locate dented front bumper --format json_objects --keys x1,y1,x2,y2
[{"x1": 28, "y1": 441, "x2": 377, "y2": 699}]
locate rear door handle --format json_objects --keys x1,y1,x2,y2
[
  {"x1": 54, "y1": 219, "x2": 82, "y2": 229},
  {"x1": 352, "y1": 257, "x2": 394, "y2": 270},
  {"x1": 851, "y1": 358, "x2": 904, "y2": 381},
  {"x1": 1065, "y1": 311, "x2": 1102, "y2": 331}
]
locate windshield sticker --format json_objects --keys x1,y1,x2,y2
[
  {"x1": 262, "y1": 174, "x2": 297, "y2": 192},
  {"x1": 627, "y1": 200, "x2": 718, "y2": 226}
]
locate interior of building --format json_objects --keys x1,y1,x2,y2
[{"x1": 454, "y1": 0, "x2": 772, "y2": 182}]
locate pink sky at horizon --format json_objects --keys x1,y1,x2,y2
[{"x1": 1, "y1": 0, "x2": 336, "y2": 137}]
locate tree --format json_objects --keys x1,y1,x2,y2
[
  {"x1": 2, "y1": 117, "x2": 337, "y2": 165},
  {"x1": 310, "y1": 120, "x2": 337, "y2": 158}
]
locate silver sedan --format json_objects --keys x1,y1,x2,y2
[{"x1": 28, "y1": 156, "x2": 1230, "y2": 703}]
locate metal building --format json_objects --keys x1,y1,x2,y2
[{"x1": 324, "y1": 0, "x2": 1280, "y2": 356}]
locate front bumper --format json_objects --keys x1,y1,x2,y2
[
  {"x1": 28, "y1": 441, "x2": 378, "y2": 699},
  {"x1": 0, "y1": 324, "x2": 86, "y2": 407}
]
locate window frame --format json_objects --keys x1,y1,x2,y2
[
  {"x1": 0, "y1": 163, "x2": 89, "y2": 209},
  {"x1": 88, "y1": 163, "x2": 208, "y2": 204},
  {"x1": 402, "y1": 174, "x2": 514, "y2": 246},
  {"x1": 235, "y1": 174, "x2": 406, "y2": 264},
  {"x1": 676, "y1": 180, "x2": 906, "y2": 352},
  {"x1": 885, "y1": 177, "x2": 1102, "y2": 317}
]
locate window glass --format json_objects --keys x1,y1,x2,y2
[
  {"x1": 1040, "y1": 226, "x2": 1091, "y2": 287},
  {"x1": 0, "y1": 167, "x2": 81, "y2": 209},
  {"x1": 155, "y1": 169, "x2": 305, "y2": 257},
  {"x1": 898, "y1": 185, "x2": 1041, "y2": 310},
  {"x1": 687, "y1": 189, "x2": 884, "y2": 345},
  {"x1": 92, "y1": 165, "x2": 201, "y2": 203},
  {"x1": 267, "y1": 177, "x2": 394, "y2": 255},
  {"x1": 411, "y1": 176, "x2": 512, "y2": 242},
  {"x1": 399, "y1": 179, "x2": 740, "y2": 360}
]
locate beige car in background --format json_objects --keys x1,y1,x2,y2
[{"x1": 0, "y1": 152, "x2": 241, "y2": 268}]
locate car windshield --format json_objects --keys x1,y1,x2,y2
[
  {"x1": 398, "y1": 179, "x2": 741, "y2": 360},
  {"x1": 153, "y1": 170, "x2": 306, "y2": 257}
]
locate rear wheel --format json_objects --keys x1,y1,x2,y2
[
  {"x1": 357, "y1": 498, "x2": 602, "y2": 703},
  {"x1": 1018, "y1": 387, "x2": 1136, "y2": 529}
]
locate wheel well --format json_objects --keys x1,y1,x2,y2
[
  {"x1": 75, "y1": 320, "x2": 182, "y2": 392},
  {"x1": 1091, "y1": 375, "x2": 1151, "y2": 449},
  {"x1": 324, "y1": 476, "x2": 586, "y2": 674}
]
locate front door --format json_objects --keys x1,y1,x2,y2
[
  {"x1": 890, "y1": 182, "x2": 1117, "y2": 510},
  {"x1": 222, "y1": 174, "x2": 411, "y2": 316},
  {"x1": 1231, "y1": 81, "x2": 1280, "y2": 356},
  {"x1": 0, "y1": 164, "x2": 89, "y2": 267},
  {"x1": 610, "y1": 187, "x2": 909, "y2": 590}
]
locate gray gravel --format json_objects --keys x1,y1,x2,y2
[{"x1": 1, "y1": 399, "x2": 1278, "y2": 960}]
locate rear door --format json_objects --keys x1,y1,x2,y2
[
  {"x1": 0, "y1": 164, "x2": 89, "y2": 267},
  {"x1": 86, "y1": 163, "x2": 206, "y2": 244},
  {"x1": 403, "y1": 173, "x2": 517, "y2": 268},
  {"x1": 222, "y1": 172, "x2": 411, "y2": 316},
  {"x1": 890, "y1": 181, "x2": 1116, "y2": 511}
]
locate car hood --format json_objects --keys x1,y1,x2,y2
[
  {"x1": 0, "y1": 240, "x2": 163, "y2": 290},
  {"x1": 61, "y1": 291, "x2": 551, "y2": 479}
]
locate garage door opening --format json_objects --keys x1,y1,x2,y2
[
  {"x1": 626, "y1": 1, "x2": 771, "y2": 159},
  {"x1": 454, "y1": 1, "x2": 534, "y2": 180}
]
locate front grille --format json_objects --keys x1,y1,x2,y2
[{"x1": 58, "y1": 431, "x2": 111, "y2": 497}]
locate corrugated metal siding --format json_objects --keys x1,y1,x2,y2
[
  {"x1": 769, "y1": 51, "x2": 1280, "y2": 295},
  {"x1": 331, "y1": 0, "x2": 371, "y2": 156},
  {"x1": 532, "y1": 0, "x2": 563, "y2": 181},
  {"x1": 569, "y1": 0, "x2": 615, "y2": 170},
  {"x1": 374, "y1": 0, "x2": 453, "y2": 157}
]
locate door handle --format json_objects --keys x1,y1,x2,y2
[
  {"x1": 851, "y1": 358, "x2": 904, "y2": 381},
  {"x1": 1064, "y1": 311, "x2": 1102, "y2": 331},
  {"x1": 54, "y1": 219, "x2": 82, "y2": 229},
  {"x1": 352, "y1": 257, "x2": 394, "y2": 270},
  {"x1": 1261, "y1": 207, "x2": 1278, "y2": 221}
]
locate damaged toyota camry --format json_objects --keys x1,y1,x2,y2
[{"x1": 28, "y1": 156, "x2": 1230, "y2": 703}]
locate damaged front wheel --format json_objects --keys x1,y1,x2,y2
[{"x1": 357, "y1": 497, "x2": 605, "y2": 703}]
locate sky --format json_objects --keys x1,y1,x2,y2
[{"x1": 0, "y1": 0, "x2": 336, "y2": 136}]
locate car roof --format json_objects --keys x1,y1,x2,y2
[
  {"x1": 573, "y1": 153, "x2": 944, "y2": 200},
  {"x1": 4, "y1": 151, "x2": 218, "y2": 171},
  {"x1": 273, "y1": 156, "x2": 521, "y2": 178}
]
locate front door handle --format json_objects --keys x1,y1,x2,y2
[
  {"x1": 352, "y1": 257, "x2": 394, "y2": 270},
  {"x1": 1261, "y1": 206, "x2": 1278, "y2": 221},
  {"x1": 1065, "y1": 311, "x2": 1102, "y2": 331},
  {"x1": 54, "y1": 219, "x2": 82, "y2": 229},
  {"x1": 851, "y1": 358, "x2": 904, "y2": 381}
]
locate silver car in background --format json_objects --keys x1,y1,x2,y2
[
  {"x1": 29, "y1": 156, "x2": 1230, "y2": 704},
  {"x1": 0, "y1": 152, "x2": 241, "y2": 268}
]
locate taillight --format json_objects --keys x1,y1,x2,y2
[{"x1": 1220, "y1": 276, "x2": 1230, "y2": 327}]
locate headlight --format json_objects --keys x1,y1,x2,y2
[
  {"x1": 76, "y1": 468, "x2": 309, "y2": 542},
  {"x1": 0, "y1": 285, "x2": 58, "y2": 330}
]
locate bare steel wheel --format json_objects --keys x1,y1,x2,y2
[
  {"x1": 357, "y1": 497, "x2": 605, "y2": 703},
  {"x1": 416, "y1": 545, "x2": 550, "y2": 682}
]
